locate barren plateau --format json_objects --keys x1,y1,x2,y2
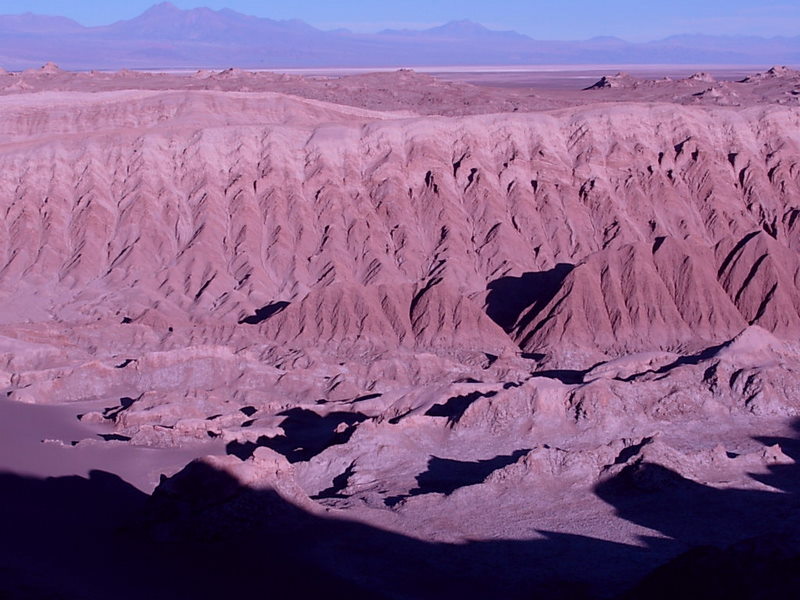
[{"x1": 2, "y1": 64, "x2": 800, "y2": 599}]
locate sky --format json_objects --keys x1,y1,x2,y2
[{"x1": 2, "y1": 0, "x2": 799, "y2": 41}]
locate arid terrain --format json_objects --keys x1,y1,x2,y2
[{"x1": 2, "y1": 64, "x2": 800, "y2": 599}]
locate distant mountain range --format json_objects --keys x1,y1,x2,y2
[{"x1": 0, "y1": 2, "x2": 797, "y2": 70}]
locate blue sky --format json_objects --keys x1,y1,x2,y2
[{"x1": 3, "y1": 1, "x2": 800, "y2": 41}]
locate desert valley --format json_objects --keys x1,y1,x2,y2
[{"x1": 1, "y1": 53, "x2": 800, "y2": 599}]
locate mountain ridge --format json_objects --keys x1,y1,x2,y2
[{"x1": 0, "y1": 4, "x2": 797, "y2": 70}]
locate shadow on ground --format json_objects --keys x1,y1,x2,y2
[
  {"x1": 484, "y1": 264, "x2": 574, "y2": 333},
  {"x1": 385, "y1": 449, "x2": 531, "y2": 507},
  {"x1": 238, "y1": 301, "x2": 290, "y2": 325},
  {"x1": 2, "y1": 421, "x2": 800, "y2": 600},
  {"x1": 226, "y1": 407, "x2": 368, "y2": 462}
]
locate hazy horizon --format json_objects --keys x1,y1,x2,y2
[
  {"x1": 1, "y1": 2, "x2": 796, "y2": 71},
  {"x1": 2, "y1": 0, "x2": 800, "y2": 42}
]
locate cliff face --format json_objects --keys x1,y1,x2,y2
[{"x1": 2, "y1": 91, "x2": 799, "y2": 362}]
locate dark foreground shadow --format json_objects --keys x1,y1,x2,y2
[
  {"x1": 2, "y1": 420, "x2": 800, "y2": 600},
  {"x1": 595, "y1": 419, "x2": 800, "y2": 600},
  {"x1": 0, "y1": 463, "x2": 612, "y2": 600}
]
